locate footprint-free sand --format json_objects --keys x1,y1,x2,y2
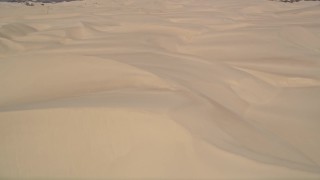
[{"x1": 1, "y1": 0, "x2": 320, "y2": 179}]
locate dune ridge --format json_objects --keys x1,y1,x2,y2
[{"x1": 1, "y1": 0, "x2": 320, "y2": 179}]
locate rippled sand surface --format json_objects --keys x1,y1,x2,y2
[{"x1": 1, "y1": 0, "x2": 320, "y2": 179}]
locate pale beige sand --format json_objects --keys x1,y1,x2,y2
[{"x1": 1, "y1": 0, "x2": 320, "y2": 179}]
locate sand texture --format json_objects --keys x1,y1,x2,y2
[{"x1": 1, "y1": 0, "x2": 320, "y2": 179}]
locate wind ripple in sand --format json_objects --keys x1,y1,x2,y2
[{"x1": 1, "y1": 0, "x2": 320, "y2": 178}]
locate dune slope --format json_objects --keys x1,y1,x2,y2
[{"x1": 1, "y1": 0, "x2": 320, "y2": 179}]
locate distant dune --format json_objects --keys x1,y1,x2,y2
[{"x1": 0, "y1": 0, "x2": 80, "y2": 3}]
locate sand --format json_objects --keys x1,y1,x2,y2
[{"x1": 1, "y1": 0, "x2": 320, "y2": 179}]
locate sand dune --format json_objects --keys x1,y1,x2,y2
[{"x1": 1, "y1": 0, "x2": 320, "y2": 179}]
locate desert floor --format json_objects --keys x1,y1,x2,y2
[{"x1": 1, "y1": 0, "x2": 320, "y2": 179}]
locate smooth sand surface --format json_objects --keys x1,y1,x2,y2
[{"x1": 1, "y1": 0, "x2": 320, "y2": 179}]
